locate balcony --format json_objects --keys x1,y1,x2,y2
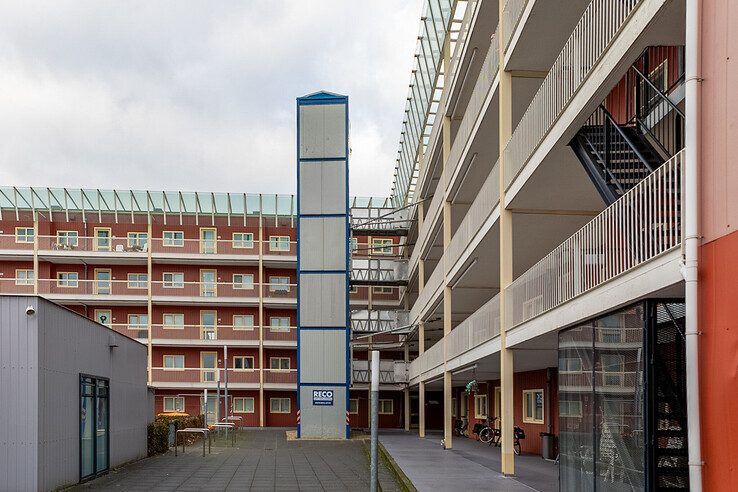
[
  {"x1": 352, "y1": 360, "x2": 408, "y2": 386},
  {"x1": 0, "y1": 278, "x2": 34, "y2": 295},
  {"x1": 149, "y1": 324, "x2": 260, "y2": 346},
  {"x1": 150, "y1": 367, "x2": 259, "y2": 388},
  {"x1": 350, "y1": 258, "x2": 408, "y2": 286},
  {"x1": 37, "y1": 279, "x2": 145, "y2": 304},
  {"x1": 263, "y1": 369, "x2": 297, "y2": 387},
  {"x1": 150, "y1": 281, "x2": 296, "y2": 306},
  {"x1": 507, "y1": 152, "x2": 682, "y2": 330},
  {"x1": 263, "y1": 326, "x2": 297, "y2": 346},
  {"x1": 408, "y1": 338, "x2": 445, "y2": 382}
]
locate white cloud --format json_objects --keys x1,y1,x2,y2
[{"x1": 0, "y1": 0, "x2": 422, "y2": 197}]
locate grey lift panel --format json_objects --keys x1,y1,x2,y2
[{"x1": 296, "y1": 91, "x2": 349, "y2": 439}]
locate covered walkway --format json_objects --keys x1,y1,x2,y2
[{"x1": 379, "y1": 431, "x2": 558, "y2": 492}]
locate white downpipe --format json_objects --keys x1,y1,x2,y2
[{"x1": 684, "y1": 0, "x2": 703, "y2": 489}]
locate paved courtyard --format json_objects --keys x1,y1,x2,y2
[
  {"x1": 74, "y1": 429, "x2": 401, "y2": 491},
  {"x1": 379, "y1": 430, "x2": 558, "y2": 492}
]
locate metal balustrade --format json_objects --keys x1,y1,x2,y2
[
  {"x1": 352, "y1": 360, "x2": 407, "y2": 384},
  {"x1": 447, "y1": 294, "x2": 501, "y2": 360},
  {"x1": 446, "y1": 159, "x2": 500, "y2": 269},
  {"x1": 148, "y1": 324, "x2": 261, "y2": 342},
  {"x1": 507, "y1": 152, "x2": 682, "y2": 328},
  {"x1": 501, "y1": 0, "x2": 528, "y2": 51},
  {"x1": 411, "y1": 262, "x2": 445, "y2": 322},
  {"x1": 445, "y1": 28, "x2": 500, "y2": 190},
  {"x1": 350, "y1": 258, "x2": 408, "y2": 286},
  {"x1": 351, "y1": 309, "x2": 409, "y2": 334},
  {"x1": 504, "y1": 0, "x2": 643, "y2": 190},
  {"x1": 409, "y1": 185, "x2": 444, "y2": 272}
]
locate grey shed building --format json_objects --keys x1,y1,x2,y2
[{"x1": 0, "y1": 296, "x2": 150, "y2": 491}]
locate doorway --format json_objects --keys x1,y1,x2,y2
[{"x1": 79, "y1": 375, "x2": 109, "y2": 482}]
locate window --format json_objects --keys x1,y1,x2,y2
[
  {"x1": 79, "y1": 375, "x2": 109, "y2": 480},
  {"x1": 233, "y1": 273, "x2": 254, "y2": 290},
  {"x1": 559, "y1": 400, "x2": 583, "y2": 418},
  {"x1": 523, "y1": 389, "x2": 544, "y2": 424},
  {"x1": 57, "y1": 272, "x2": 79, "y2": 288},
  {"x1": 379, "y1": 400, "x2": 394, "y2": 415},
  {"x1": 349, "y1": 399, "x2": 359, "y2": 414},
  {"x1": 56, "y1": 230, "x2": 79, "y2": 248},
  {"x1": 163, "y1": 355, "x2": 184, "y2": 369},
  {"x1": 200, "y1": 270, "x2": 216, "y2": 296},
  {"x1": 270, "y1": 357, "x2": 290, "y2": 370},
  {"x1": 269, "y1": 235, "x2": 291, "y2": 252},
  {"x1": 163, "y1": 396, "x2": 185, "y2": 413},
  {"x1": 127, "y1": 273, "x2": 148, "y2": 289},
  {"x1": 269, "y1": 276, "x2": 290, "y2": 292},
  {"x1": 200, "y1": 352, "x2": 217, "y2": 382},
  {"x1": 163, "y1": 313, "x2": 185, "y2": 329},
  {"x1": 163, "y1": 272, "x2": 184, "y2": 288},
  {"x1": 200, "y1": 311, "x2": 216, "y2": 340},
  {"x1": 559, "y1": 357, "x2": 582, "y2": 373},
  {"x1": 163, "y1": 231, "x2": 184, "y2": 247},
  {"x1": 372, "y1": 238, "x2": 393, "y2": 255},
  {"x1": 349, "y1": 284, "x2": 358, "y2": 294},
  {"x1": 200, "y1": 228, "x2": 217, "y2": 254},
  {"x1": 15, "y1": 269, "x2": 34, "y2": 285},
  {"x1": 350, "y1": 238, "x2": 358, "y2": 253},
  {"x1": 127, "y1": 232, "x2": 148, "y2": 249},
  {"x1": 94, "y1": 310, "x2": 112, "y2": 326},
  {"x1": 373, "y1": 286, "x2": 394, "y2": 295},
  {"x1": 474, "y1": 394, "x2": 488, "y2": 419},
  {"x1": 233, "y1": 232, "x2": 254, "y2": 249},
  {"x1": 128, "y1": 314, "x2": 148, "y2": 329},
  {"x1": 233, "y1": 356, "x2": 255, "y2": 370},
  {"x1": 15, "y1": 227, "x2": 34, "y2": 243},
  {"x1": 601, "y1": 354, "x2": 625, "y2": 386},
  {"x1": 270, "y1": 398, "x2": 291, "y2": 413},
  {"x1": 233, "y1": 397, "x2": 255, "y2": 413},
  {"x1": 269, "y1": 317, "x2": 290, "y2": 332},
  {"x1": 233, "y1": 314, "x2": 254, "y2": 330},
  {"x1": 599, "y1": 327, "x2": 622, "y2": 344}
]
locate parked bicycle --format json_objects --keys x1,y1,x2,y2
[
  {"x1": 513, "y1": 425, "x2": 526, "y2": 455},
  {"x1": 479, "y1": 417, "x2": 501, "y2": 446},
  {"x1": 453, "y1": 417, "x2": 468, "y2": 437}
]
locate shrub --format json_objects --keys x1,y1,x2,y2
[{"x1": 147, "y1": 414, "x2": 205, "y2": 456}]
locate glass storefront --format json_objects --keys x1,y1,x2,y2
[{"x1": 80, "y1": 375, "x2": 109, "y2": 482}]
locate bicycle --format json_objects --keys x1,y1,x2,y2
[
  {"x1": 479, "y1": 417, "x2": 501, "y2": 446},
  {"x1": 453, "y1": 417, "x2": 468, "y2": 437},
  {"x1": 513, "y1": 425, "x2": 526, "y2": 455}
]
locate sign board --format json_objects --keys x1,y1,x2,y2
[{"x1": 312, "y1": 390, "x2": 335, "y2": 406}]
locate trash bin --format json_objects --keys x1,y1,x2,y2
[
  {"x1": 539, "y1": 432, "x2": 555, "y2": 460},
  {"x1": 168, "y1": 421, "x2": 178, "y2": 447}
]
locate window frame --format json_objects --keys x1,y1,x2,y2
[
  {"x1": 559, "y1": 399, "x2": 583, "y2": 418},
  {"x1": 269, "y1": 357, "x2": 291, "y2": 370},
  {"x1": 372, "y1": 286, "x2": 394, "y2": 295},
  {"x1": 163, "y1": 354, "x2": 185, "y2": 370},
  {"x1": 127, "y1": 273, "x2": 148, "y2": 289},
  {"x1": 233, "y1": 314, "x2": 255, "y2": 330},
  {"x1": 371, "y1": 238, "x2": 393, "y2": 255},
  {"x1": 270, "y1": 397, "x2": 291, "y2": 414},
  {"x1": 379, "y1": 399, "x2": 394, "y2": 415},
  {"x1": 93, "y1": 227, "x2": 112, "y2": 251},
  {"x1": 126, "y1": 232, "x2": 148, "y2": 248},
  {"x1": 15, "y1": 269, "x2": 34, "y2": 286},
  {"x1": 162, "y1": 231, "x2": 184, "y2": 247},
  {"x1": 14, "y1": 226, "x2": 34, "y2": 244},
  {"x1": 233, "y1": 397, "x2": 255, "y2": 414},
  {"x1": 163, "y1": 313, "x2": 185, "y2": 329},
  {"x1": 269, "y1": 317, "x2": 291, "y2": 332},
  {"x1": 349, "y1": 398, "x2": 359, "y2": 414},
  {"x1": 268, "y1": 276, "x2": 291, "y2": 292},
  {"x1": 522, "y1": 389, "x2": 545, "y2": 424},
  {"x1": 56, "y1": 271, "x2": 79, "y2": 288},
  {"x1": 233, "y1": 355, "x2": 255, "y2": 370},
  {"x1": 474, "y1": 394, "x2": 488, "y2": 419},
  {"x1": 232, "y1": 273, "x2": 254, "y2": 290},
  {"x1": 268, "y1": 235, "x2": 291, "y2": 252},
  {"x1": 163, "y1": 272, "x2": 184, "y2": 289},
  {"x1": 163, "y1": 396, "x2": 185, "y2": 413},
  {"x1": 232, "y1": 232, "x2": 254, "y2": 249},
  {"x1": 56, "y1": 230, "x2": 79, "y2": 247},
  {"x1": 127, "y1": 314, "x2": 148, "y2": 329}
]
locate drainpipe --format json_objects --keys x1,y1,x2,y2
[{"x1": 683, "y1": 0, "x2": 703, "y2": 489}]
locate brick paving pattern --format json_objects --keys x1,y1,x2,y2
[{"x1": 74, "y1": 429, "x2": 401, "y2": 491}]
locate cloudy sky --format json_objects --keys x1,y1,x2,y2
[{"x1": 0, "y1": 1, "x2": 423, "y2": 197}]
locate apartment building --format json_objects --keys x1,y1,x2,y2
[
  {"x1": 391, "y1": 0, "x2": 734, "y2": 490},
  {"x1": 0, "y1": 190, "x2": 408, "y2": 430}
]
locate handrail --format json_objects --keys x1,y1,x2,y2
[
  {"x1": 600, "y1": 105, "x2": 655, "y2": 173},
  {"x1": 630, "y1": 65, "x2": 685, "y2": 119}
]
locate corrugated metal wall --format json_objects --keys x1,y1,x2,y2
[{"x1": 0, "y1": 296, "x2": 39, "y2": 492}]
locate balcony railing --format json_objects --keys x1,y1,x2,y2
[
  {"x1": 559, "y1": 370, "x2": 640, "y2": 390},
  {"x1": 408, "y1": 339, "x2": 445, "y2": 381},
  {"x1": 0, "y1": 278, "x2": 34, "y2": 294},
  {"x1": 507, "y1": 152, "x2": 682, "y2": 328},
  {"x1": 501, "y1": 0, "x2": 527, "y2": 51},
  {"x1": 445, "y1": 28, "x2": 500, "y2": 190},
  {"x1": 263, "y1": 369, "x2": 297, "y2": 384},
  {"x1": 447, "y1": 159, "x2": 500, "y2": 269},
  {"x1": 352, "y1": 360, "x2": 407, "y2": 384},
  {"x1": 108, "y1": 323, "x2": 148, "y2": 340},
  {"x1": 149, "y1": 324, "x2": 260, "y2": 342},
  {"x1": 0, "y1": 235, "x2": 34, "y2": 251},
  {"x1": 504, "y1": 0, "x2": 642, "y2": 190},
  {"x1": 37, "y1": 279, "x2": 146, "y2": 296},
  {"x1": 151, "y1": 367, "x2": 260, "y2": 384},
  {"x1": 411, "y1": 262, "x2": 445, "y2": 321},
  {"x1": 263, "y1": 326, "x2": 297, "y2": 342},
  {"x1": 149, "y1": 281, "x2": 296, "y2": 300},
  {"x1": 447, "y1": 294, "x2": 501, "y2": 360},
  {"x1": 410, "y1": 185, "x2": 444, "y2": 271}
]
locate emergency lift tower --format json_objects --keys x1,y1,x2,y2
[{"x1": 296, "y1": 91, "x2": 351, "y2": 438}]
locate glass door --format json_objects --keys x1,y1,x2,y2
[
  {"x1": 200, "y1": 311, "x2": 217, "y2": 340},
  {"x1": 80, "y1": 375, "x2": 109, "y2": 482},
  {"x1": 204, "y1": 395, "x2": 218, "y2": 425},
  {"x1": 200, "y1": 228, "x2": 217, "y2": 254},
  {"x1": 94, "y1": 309, "x2": 112, "y2": 327},
  {"x1": 201, "y1": 352, "x2": 217, "y2": 383},
  {"x1": 200, "y1": 270, "x2": 217, "y2": 297},
  {"x1": 94, "y1": 227, "x2": 111, "y2": 251},
  {"x1": 94, "y1": 269, "x2": 111, "y2": 295}
]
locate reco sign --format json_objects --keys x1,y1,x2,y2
[{"x1": 312, "y1": 390, "x2": 334, "y2": 406}]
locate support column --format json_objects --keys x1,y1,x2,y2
[
  {"x1": 419, "y1": 381, "x2": 426, "y2": 438},
  {"x1": 32, "y1": 216, "x2": 39, "y2": 295},
  {"x1": 258, "y1": 209, "x2": 265, "y2": 427},
  {"x1": 147, "y1": 221, "x2": 153, "y2": 386},
  {"x1": 404, "y1": 342, "x2": 411, "y2": 431},
  {"x1": 498, "y1": 8, "x2": 515, "y2": 476}
]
